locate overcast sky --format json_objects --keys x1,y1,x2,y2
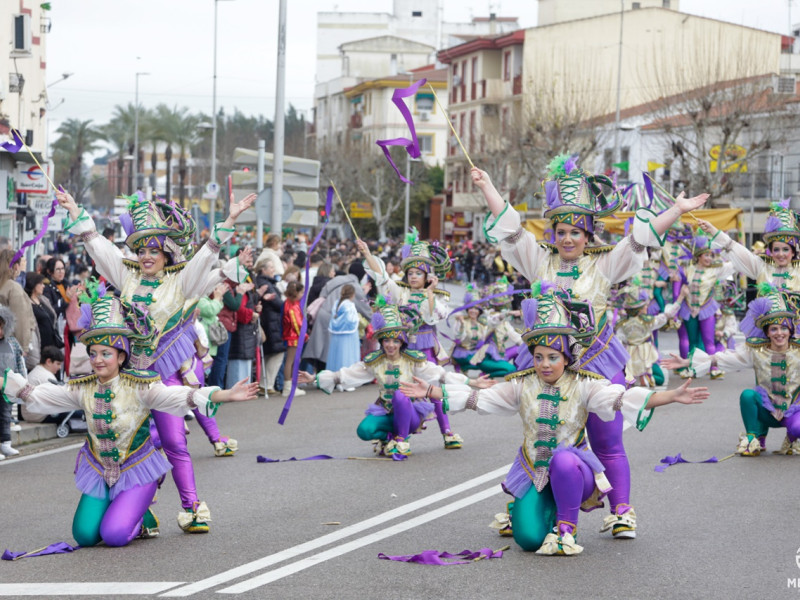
[{"x1": 44, "y1": 0, "x2": 798, "y2": 141}]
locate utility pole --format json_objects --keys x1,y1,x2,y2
[{"x1": 272, "y1": 0, "x2": 287, "y2": 234}]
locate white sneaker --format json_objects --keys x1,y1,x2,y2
[
  {"x1": 281, "y1": 388, "x2": 306, "y2": 397},
  {"x1": 0, "y1": 453, "x2": 5, "y2": 461},
  {"x1": 0, "y1": 442, "x2": 19, "y2": 456},
  {"x1": 10, "y1": 423, "x2": 21, "y2": 432}
]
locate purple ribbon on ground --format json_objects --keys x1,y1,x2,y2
[
  {"x1": 257, "y1": 455, "x2": 334, "y2": 463},
  {"x1": 654, "y1": 453, "x2": 718, "y2": 473},
  {"x1": 10, "y1": 193, "x2": 58, "y2": 267},
  {"x1": 375, "y1": 78, "x2": 426, "y2": 184},
  {"x1": 0, "y1": 129, "x2": 24, "y2": 153},
  {"x1": 278, "y1": 186, "x2": 333, "y2": 425},
  {"x1": 378, "y1": 547, "x2": 506, "y2": 565},
  {"x1": 2, "y1": 542, "x2": 80, "y2": 561}
]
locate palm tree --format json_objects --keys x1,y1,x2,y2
[
  {"x1": 153, "y1": 104, "x2": 200, "y2": 204},
  {"x1": 100, "y1": 103, "x2": 137, "y2": 195},
  {"x1": 51, "y1": 118, "x2": 103, "y2": 201}
]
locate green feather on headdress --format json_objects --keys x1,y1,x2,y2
[
  {"x1": 79, "y1": 277, "x2": 101, "y2": 305},
  {"x1": 125, "y1": 192, "x2": 146, "y2": 211},
  {"x1": 375, "y1": 295, "x2": 388, "y2": 308},
  {"x1": 546, "y1": 154, "x2": 572, "y2": 178},
  {"x1": 404, "y1": 227, "x2": 419, "y2": 245},
  {"x1": 498, "y1": 275, "x2": 509, "y2": 285},
  {"x1": 530, "y1": 280, "x2": 542, "y2": 297},
  {"x1": 631, "y1": 275, "x2": 641, "y2": 286}
]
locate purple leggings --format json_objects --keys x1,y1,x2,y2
[
  {"x1": 149, "y1": 365, "x2": 222, "y2": 510},
  {"x1": 356, "y1": 392, "x2": 422, "y2": 440},
  {"x1": 419, "y1": 347, "x2": 452, "y2": 435},
  {"x1": 585, "y1": 370, "x2": 630, "y2": 513},
  {"x1": 72, "y1": 480, "x2": 158, "y2": 547},
  {"x1": 549, "y1": 450, "x2": 595, "y2": 529},
  {"x1": 678, "y1": 316, "x2": 717, "y2": 359}
]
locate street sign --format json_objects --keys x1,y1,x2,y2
[
  {"x1": 349, "y1": 202, "x2": 373, "y2": 219},
  {"x1": 256, "y1": 187, "x2": 294, "y2": 226},
  {"x1": 205, "y1": 181, "x2": 220, "y2": 198},
  {"x1": 15, "y1": 163, "x2": 51, "y2": 194}
]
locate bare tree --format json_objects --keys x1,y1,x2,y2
[{"x1": 636, "y1": 31, "x2": 800, "y2": 204}]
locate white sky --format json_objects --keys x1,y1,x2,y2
[{"x1": 44, "y1": 0, "x2": 798, "y2": 137}]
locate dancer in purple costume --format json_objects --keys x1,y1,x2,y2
[
  {"x1": 471, "y1": 155, "x2": 708, "y2": 537},
  {"x1": 0, "y1": 285, "x2": 257, "y2": 548},
  {"x1": 400, "y1": 283, "x2": 707, "y2": 554},
  {"x1": 297, "y1": 301, "x2": 493, "y2": 460},
  {"x1": 357, "y1": 234, "x2": 464, "y2": 449},
  {"x1": 57, "y1": 188, "x2": 254, "y2": 533}
]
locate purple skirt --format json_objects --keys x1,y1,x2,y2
[
  {"x1": 678, "y1": 299, "x2": 719, "y2": 321},
  {"x1": 577, "y1": 317, "x2": 629, "y2": 379},
  {"x1": 73, "y1": 439, "x2": 171, "y2": 500}
]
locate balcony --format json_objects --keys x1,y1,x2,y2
[{"x1": 349, "y1": 113, "x2": 363, "y2": 129}]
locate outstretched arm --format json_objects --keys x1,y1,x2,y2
[{"x1": 650, "y1": 192, "x2": 709, "y2": 237}]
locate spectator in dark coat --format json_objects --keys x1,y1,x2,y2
[{"x1": 255, "y1": 258, "x2": 284, "y2": 394}]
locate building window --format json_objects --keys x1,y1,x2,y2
[
  {"x1": 419, "y1": 134, "x2": 434, "y2": 155},
  {"x1": 620, "y1": 146, "x2": 630, "y2": 180},
  {"x1": 412, "y1": 10, "x2": 422, "y2": 17},
  {"x1": 662, "y1": 0, "x2": 670, "y2": 7},
  {"x1": 503, "y1": 51, "x2": 511, "y2": 81},
  {"x1": 632, "y1": 2, "x2": 641, "y2": 8},
  {"x1": 415, "y1": 94, "x2": 434, "y2": 112},
  {"x1": 603, "y1": 148, "x2": 613, "y2": 173}
]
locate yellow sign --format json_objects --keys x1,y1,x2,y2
[
  {"x1": 709, "y1": 144, "x2": 747, "y2": 173},
  {"x1": 349, "y1": 202, "x2": 373, "y2": 219}
]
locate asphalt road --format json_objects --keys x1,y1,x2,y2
[{"x1": 1, "y1": 330, "x2": 800, "y2": 600}]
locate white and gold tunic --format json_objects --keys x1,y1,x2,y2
[
  {"x1": 316, "y1": 349, "x2": 469, "y2": 413},
  {"x1": 3, "y1": 370, "x2": 220, "y2": 494},
  {"x1": 688, "y1": 343, "x2": 800, "y2": 420},
  {"x1": 711, "y1": 230, "x2": 800, "y2": 292}
]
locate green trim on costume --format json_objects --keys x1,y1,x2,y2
[
  {"x1": 1, "y1": 368, "x2": 10, "y2": 404},
  {"x1": 316, "y1": 372, "x2": 332, "y2": 395},
  {"x1": 482, "y1": 203, "x2": 510, "y2": 244},
  {"x1": 635, "y1": 207, "x2": 666, "y2": 247},
  {"x1": 441, "y1": 384, "x2": 449, "y2": 413},
  {"x1": 636, "y1": 393, "x2": 655, "y2": 431},
  {"x1": 63, "y1": 207, "x2": 90, "y2": 232},
  {"x1": 213, "y1": 225, "x2": 235, "y2": 245},
  {"x1": 205, "y1": 387, "x2": 222, "y2": 417},
  {"x1": 120, "y1": 369, "x2": 161, "y2": 385}
]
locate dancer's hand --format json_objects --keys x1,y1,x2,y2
[
  {"x1": 470, "y1": 167, "x2": 492, "y2": 189},
  {"x1": 55, "y1": 188, "x2": 81, "y2": 220},
  {"x1": 229, "y1": 192, "x2": 256, "y2": 221},
  {"x1": 398, "y1": 375, "x2": 430, "y2": 399},
  {"x1": 297, "y1": 371, "x2": 314, "y2": 384},
  {"x1": 665, "y1": 378, "x2": 709, "y2": 405},
  {"x1": 695, "y1": 218, "x2": 717, "y2": 236},
  {"x1": 355, "y1": 239, "x2": 371, "y2": 257},
  {"x1": 674, "y1": 191, "x2": 709, "y2": 215},
  {"x1": 659, "y1": 353, "x2": 689, "y2": 370},
  {"x1": 426, "y1": 274, "x2": 439, "y2": 289},
  {"x1": 215, "y1": 378, "x2": 260, "y2": 402},
  {"x1": 470, "y1": 374, "x2": 496, "y2": 389}
]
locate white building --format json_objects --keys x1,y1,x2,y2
[{"x1": 0, "y1": 2, "x2": 51, "y2": 248}]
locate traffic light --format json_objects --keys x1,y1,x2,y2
[
  {"x1": 242, "y1": 167, "x2": 250, "y2": 172},
  {"x1": 319, "y1": 207, "x2": 327, "y2": 220}
]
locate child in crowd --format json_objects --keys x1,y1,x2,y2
[
  {"x1": 327, "y1": 284, "x2": 360, "y2": 388},
  {"x1": 282, "y1": 281, "x2": 306, "y2": 397}
]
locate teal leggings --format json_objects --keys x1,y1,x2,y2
[
  {"x1": 740, "y1": 389, "x2": 800, "y2": 440},
  {"x1": 510, "y1": 484, "x2": 557, "y2": 552},
  {"x1": 72, "y1": 480, "x2": 158, "y2": 547},
  {"x1": 454, "y1": 356, "x2": 516, "y2": 378}
]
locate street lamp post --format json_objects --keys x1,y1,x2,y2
[
  {"x1": 209, "y1": 0, "x2": 235, "y2": 226},
  {"x1": 133, "y1": 72, "x2": 149, "y2": 192}
]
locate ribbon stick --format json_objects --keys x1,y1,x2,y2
[
  {"x1": 654, "y1": 453, "x2": 720, "y2": 473},
  {"x1": 329, "y1": 180, "x2": 359, "y2": 240},
  {"x1": 257, "y1": 454, "x2": 334, "y2": 463},
  {"x1": 427, "y1": 83, "x2": 475, "y2": 169},
  {"x1": 378, "y1": 546, "x2": 508, "y2": 566},
  {"x1": 278, "y1": 186, "x2": 334, "y2": 425},
  {"x1": 375, "y1": 78, "x2": 427, "y2": 184},
  {"x1": 2, "y1": 542, "x2": 81, "y2": 561}
]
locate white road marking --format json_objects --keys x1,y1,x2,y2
[
  {"x1": 219, "y1": 485, "x2": 502, "y2": 594},
  {"x1": 0, "y1": 582, "x2": 184, "y2": 596},
  {"x1": 0, "y1": 443, "x2": 83, "y2": 466},
  {"x1": 161, "y1": 465, "x2": 510, "y2": 597}
]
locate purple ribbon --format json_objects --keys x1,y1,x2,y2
[
  {"x1": 278, "y1": 186, "x2": 333, "y2": 425},
  {"x1": 654, "y1": 453, "x2": 718, "y2": 473},
  {"x1": 2, "y1": 542, "x2": 81, "y2": 561},
  {"x1": 10, "y1": 192, "x2": 58, "y2": 268},
  {"x1": 378, "y1": 547, "x2": 506, "y2": 565},
  {"x1": 0, "y1": 129, "x2": 24, "y2": 153},
  {"x1": 257, "y1": 455, "x2": 334, "y2": 463},
  {"x1": 375, "y1": 78, "x2": 427, "y2": 184},
  {"x1": 643, "y1": 172, "x2": 655, "y2": 207}
]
